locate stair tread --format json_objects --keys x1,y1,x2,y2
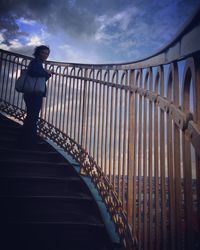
[
  {"x1": 3, "y1": 221, "x2": 104, "y2": 226},
  {"x1": 0, "y1": 175, "x2": 80, "y2": 181},
  {"x1": 0, "y1": 194, "x2": 92, "y2": 200},
  {"x1": 0, "y1": 136, "x2": 47, "y2": 145},
  {"x1": 0, "y1": 162, "x2": 76, "y2": 177},
  {"x1": 0, "y1": 121, "x2": 21, "y2": 129},
  {"x1": 0, "y1": 158, "x2": 70, "y2": 166},
  {"x1": 2, "y1": 216, "x2": 102, "y2": 225},
  {"x1": 0, "y1": 154, "x2": 67, "y2": 162},
  {"x1": 0, "y1": 147, "x2": 58, "y2": 154},
  {"x1": 0, "y1": 157, "x2": 67, "y2": 164}
]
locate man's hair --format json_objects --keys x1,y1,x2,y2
[{"x1": 33, "y1": 45, "x2": 50, "y2": 57}]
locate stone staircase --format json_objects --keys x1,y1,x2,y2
[{"x1": 0, "y1": 114, "x2": 117, "y2": 250}]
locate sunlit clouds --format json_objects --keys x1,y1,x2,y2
[{"x1": 27, "y1": 35, "x2": 43, "y2": 46}]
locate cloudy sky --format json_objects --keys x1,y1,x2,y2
[{"x1": 0, "y1": 0, "x2": 199, "y2": 64}]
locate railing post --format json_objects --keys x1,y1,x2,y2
[
  {"x1": 194, "y1": 55, "x2": 200, "y2": 238},
  {"x1": 80, "y1": 68, "x2": 88, "y2": 175},
  {"x1": 127, "y1": 69, "x2": 135, "y2": 234}
]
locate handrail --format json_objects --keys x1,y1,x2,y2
[{"x1": 0, "y1": 7, "x2": 200, "y2": 250}]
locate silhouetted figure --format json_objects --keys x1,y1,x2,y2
[{"x1": 20, "y1": 45, "x2": 53, "y2": 148}]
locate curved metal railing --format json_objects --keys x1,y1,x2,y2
[{"x1": 0, "y1": 8, "x2": 200, "y2": 250}]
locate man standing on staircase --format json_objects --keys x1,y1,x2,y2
[{"x1": 21, "y1": 45, "x2": 53, "y2": 148}]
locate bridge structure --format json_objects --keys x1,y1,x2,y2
[{"x1": 0, "y1": 8, "x2": 200, "y2": 250}]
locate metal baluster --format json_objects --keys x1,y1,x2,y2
[
  {"x1": 182, "y1": 58, "x2": 194, "y2": 250},
  {"x1": 109, "y1": 71, "x2": 117, "y2": 183},
  {"x1": 104, "y1": 70, "x2": 110, "y2": 176}
]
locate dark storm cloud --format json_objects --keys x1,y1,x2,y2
[
  {"x1": 1, "y1": 0, "x2": 199, "y2": 44},
  {"x1": 0, "y1": 0, "x2": 99, "y2": 44},
  {"x1": 0, "y1": 0, "x2": 162, "y2": 43},
  {"x1": 0, "y1": 15, "x2": 28, "y2": 45}
]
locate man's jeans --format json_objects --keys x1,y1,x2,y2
[{"x1": 22, "y1": 94, "x2": 43, "y2": 145}]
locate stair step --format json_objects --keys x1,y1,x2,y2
[
  {"x1": 0, "y1": 176, "x2": 90, "y2": 196},
  {"x1": 0, "y1": 136, "x2": 56, "y2": 151},
  {"x1": 1, "y1": 222, "x2": 111, "y2": 250},
  {"x1": 0, "y1": 147, "x2": 67, "y2": 162},
  {"x1": 0, "y1": 128, "x2": 46, "y2": 146},
  {"x1": 0, "y1": 160, "x2": 77, "y2": 177},
  {"x1": 0, "y1": 116, "x2": 21, "y2": 128},
  {"x1": 0, "y1": 123, "x2": 21, "y2": 131},
  {"x1": 0, "y1": 146, "x2": 60, "y2": 154},
  {"x1": 0, "y1": 195, "x2": 101, "y2": 223}
]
